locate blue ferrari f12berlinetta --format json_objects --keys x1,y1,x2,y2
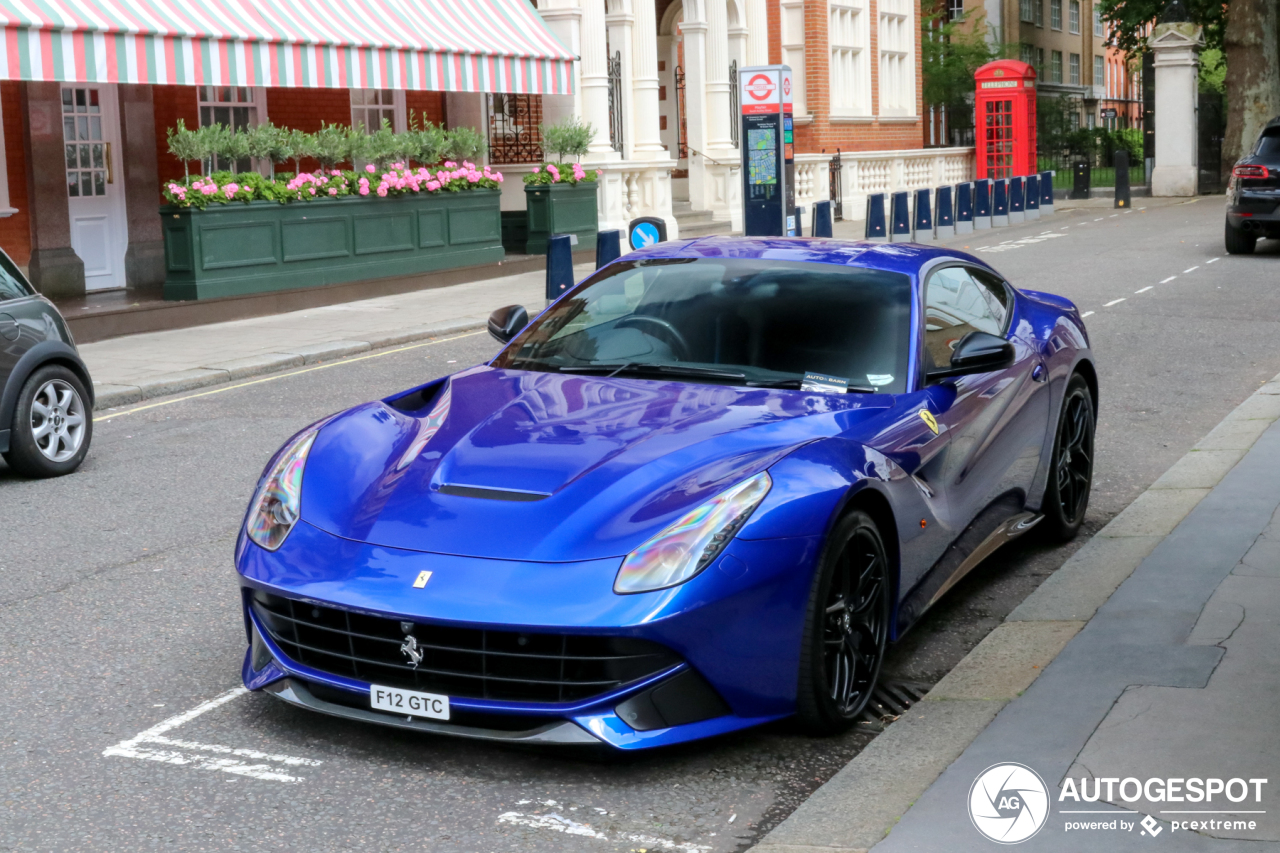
[{"x1": 236, "y1": 236, "x2": 1096, "y2": 750}]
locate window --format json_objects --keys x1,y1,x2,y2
[
  {"x1": 924, "y1": 267, "x2": 1008, "y2": 370},
  {"x1": 1020, "y1": 0, "x2": 1033, "y2": 23},
  {"x1": 1050, "y1": 0, "x2": 1061, "y2": 29},
  {"x1": 197, "y1": 86, "x2": 262, "y2": 172},
  {"x1": 948, "y1": 0, "x2": 964, "y2": 21},
  {"x1": 351, "y1": 88, "x2": 405, "y2": 133},
  {"x1": 830, "y1": 0, "x2": 871, "y2": 116},
  {"x1": 1020, "y1": 43, "x2": 1036, "y2": 66},
  {"x1": 781, "y1": 0, "x2": 807, "y2": 116},
  {"x1": 1036, "y1": 48, "x2": 1046, "y2": 78},
  {"x1": 1069, "y1": 53, "x2": 1080, "y2": 85},
  {"x1": 61, "y1": 87, "x2": 107, "y2": 198},
  {"x1": 1068, "y1": 0, "x2": 1080, "y2": 33},
  {"x1": 983, "y1": 99, "x2": 1015, "y2": 179},
  {"x1": 1051, "y1": 50, "x2": 1063, "y2": 83},
  {"x1": 0, "y1": 251, "x2": 30, "y2": 301},
  {"x1": 878, "y1": 0, "x2": 915, "y2": 116},
  {"x1": 1094, "y1": 55, "x2": 1104, "y2": 87},
  {"x1": 1094, "y1": 6, "x2": 1103, "y2": 36},
  {"x1": 1035, "y1": 0, "x2": 1044, "y2": 26}
]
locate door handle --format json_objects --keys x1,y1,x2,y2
[
  {"x1": 106, "y1": 142, "x2": 113, "y2": 184},
  {"x1": 1032, "y1": 364, "x2": 1047, "y2": 383}
]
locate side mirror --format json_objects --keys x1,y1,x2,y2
[
  {"x1": 927, "y1": 331, "x2": 1014, "y2": 380},
  {"x1": 487, "y1": 305, "x2": 529, "y2": 344}
]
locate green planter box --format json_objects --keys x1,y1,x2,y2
[
  {"x1": 161, "y1": 189, "x2": 504, "y2": 301},
  {"x1": 524, "y1": 182, "x2": 598, "y2": 255}
]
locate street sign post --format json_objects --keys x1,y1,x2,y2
[{"x1": 738, "y1": 65, "x2": 796, "y2": 236}]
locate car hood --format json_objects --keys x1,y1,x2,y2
[{"x1": 300, "y1": 366, "x2": 893, "y2": 561}]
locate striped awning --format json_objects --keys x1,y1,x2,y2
[{"x1": 0, "y1": 0, "x2": 574, "y2": 93}]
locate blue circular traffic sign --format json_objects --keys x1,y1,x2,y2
[{"x1": 630, "y1": 221, "x2": 661, "y2": 249}]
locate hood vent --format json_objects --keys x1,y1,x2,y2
[{"x1": 437, "y1": 484, "x2": 551, "y2": 502}]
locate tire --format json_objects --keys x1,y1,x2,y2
[
  {"x1": 1225, "y1": 219, "x2": 1257, "y2": 255},
  {"x1": 1039, "y1": 373, "x2": 1094, "y2": 542},
  {"x1": 795, "y1": 510, "x2": 891, "y2": 735},
  {"x1": 3, "y1": 364, "x2": 93, "y2": 478}
]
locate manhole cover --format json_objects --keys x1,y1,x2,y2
[{"x1": 856, "y1": 680, "x2": 931, "y2": 732}]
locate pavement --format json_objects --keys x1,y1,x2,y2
[
  {"x1": 5, "y1": 193, "x2": 1280, "y2": 852},
  {"x1": 752, "y1": 373, "x2": 1280, "y2": 852}
]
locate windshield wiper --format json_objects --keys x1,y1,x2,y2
[
  {"x1": 745, "y1": 377, "x2": 877, "y2": 393},
  {"x1": 558, "y1": 363, "x2": 748, "y2": 381}
]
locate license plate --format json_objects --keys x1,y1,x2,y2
[{"x1": 370, "y1": 685, "x2": 450, "y2": 720}]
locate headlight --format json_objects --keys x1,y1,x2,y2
[
  {"x1": 245, "y1": 429, "x2": 320, "y2": 551},
  {"x1": 614, "y1": 471, "x2": 772, "y2": 594}
]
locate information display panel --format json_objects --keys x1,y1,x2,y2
[{"x1": 739, "y1": 65, "x2": 796, "y2": 237}]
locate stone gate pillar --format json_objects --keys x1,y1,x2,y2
[{"x1": 1148, "y1": 22, "x2": 1203, "y2": 197}]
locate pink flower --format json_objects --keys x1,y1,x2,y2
[
  {"x1": 331, "y1": 170, "x2": 341, "y2": 176},
  {"x1": 358, "y1": 185, "x2": 370, "y2": 196},
  {"x1": 309, "y1": 187, "x2": 316, "y2": 195},
  {"x1": 365, "y1": 163, "x2": 376, "y2": 173},
  {"x1": 444, "y1": 160, "x2": 456, "y2": 168},
  {"x1": 377, "y1": 187, "x2": 388, "y2": 197},
  {"x1": 532, "y1": 165, "x2": 541, "y2": 173},
  {"x1": 329, "y1": 187, "x2": 338, "y2": 196},
  {"x1": 496, "y1": 173, "x2": 504, "y2": 183},
  {"x1": 467, "y1": 173, "x2": 480, "y2": 183},
  {"x1": 596, "y1": 169, "x2": 602, "y2": 177},
  {"x1": 426, "y1": 180, "x2": 441, "y2": 191}
]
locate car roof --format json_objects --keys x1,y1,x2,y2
[{"x1": 621, "y1": 236, "x2": 993, "y2": 279}]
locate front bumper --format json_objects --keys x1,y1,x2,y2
[{"x1": 236, "y1": 520, "x2": 820, "y2": 749}]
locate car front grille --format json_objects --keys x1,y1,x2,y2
[{"x1": 249, "y1": 591, "x2": 682, "y2": 703}]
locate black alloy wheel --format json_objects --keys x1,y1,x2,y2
[
  {"x1": 1040, "y1": 373, "x2": 1094, "y2": 541},
  {"x1": 796, "y1": 510, "x2": 891, "y2": 734}
]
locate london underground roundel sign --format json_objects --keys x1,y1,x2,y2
[{"x1": 745, "y1": 74, "x2": 775, "y2": 101}]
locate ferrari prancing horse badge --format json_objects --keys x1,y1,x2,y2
[{"x1": 919, "y1": 410, "x2": 939, "y2": 435}]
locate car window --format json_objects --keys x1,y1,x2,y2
[
  {"x1": 0, "y1": 252, "x2": 31, "y2": 302},
  {"x1": 1256, "y1": 130, "x2": 1280, "y2": 158},
  {"x1": 924, "y1": 265, "x2": 1008, "y2": 369}
]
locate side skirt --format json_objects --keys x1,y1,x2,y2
[{"x1": 894, "y1": 496, "x2": 1042, "y2": 637}]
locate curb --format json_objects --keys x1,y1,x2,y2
[
  {"x1": 91, "y1": 318, "x2": 488, "y2": 411},
  {"x1": 750, "y1": 370, "x2": 1280, "y2": 852}
]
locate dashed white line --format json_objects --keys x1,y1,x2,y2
[
  {"x1": 1207, "y1": 257, "x2": 1221, "y2": 264},
  {"x1": 1081, "y1": 311, "x2": 1095, "y2": 318},
  {"x1": 1094, "y1": 218, "x2": 1104, "y2": 221},
  {"x1": 1060, "y1": 225, "x2": 1070, "y2": 229},
  {"x1": 1104, "y1": 298, "x2": 1126, "y2": 307},
  {"x1": 1135, "y1": 286, "x2": 1153, "y2": 293},
  {"x1": 1160, "y1": 276, "x2": 1177, "y2": 284},
  {"x1": 103, "y1": 687, "x2": 321, "y2": 783},
  {"x1": 498, "y1": 811, "x2": 713, "y2": 852},
  {"x1": 1184, "y1": 266, "x2": 1200, "y2": 273},
  {"x1": 1110, "y1": 214, "x2": 1119, "y2": 218}
]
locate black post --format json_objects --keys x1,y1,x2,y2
[
  {"x1": 1114, "y1": 150, "x2": 1131, "y2": 209},
  {"x1": 595, "y1": 229, "x2": 622, "y2": 268},
  {"x1": 813, "y1": 201, "x2": 833, "y2": 237},
  {"x1": 794, "y1": 205, "x2": 805, "y2": 237},
  {"x1": 545, "y1": 234, "x2": 574, "y2": 303},
  {"x1": 1070, "y1": 161, "x2": 1091, "y2": 200}
]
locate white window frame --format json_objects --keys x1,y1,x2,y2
[
  {"x1": 196, "y1": 85, "x2": 268, "y2": 173},
  {"x1": 781, "y1": 0, "x2": 807, "y2": 118},
  {"x1": 1051, "y1": 49, "x2": 1063, "y2": 83},
  {"x1": 1094, "y1": 54, "x2": 1104, "y2": 87},
  {"x1": 1034, "y1": 0, "x2": 1044, "y2": 27},
  {"x1": 350, "y1": 88, "x2": 407, "y2": 133},
  {"x1": 1050, "y1": 0, "x2": 1061, "y2": 30},
  {"x1": 1069, "y1": 52, "x2": 1080, "y2": 85},
  {"x1": 1068, "y1": 0, "x2": 1080, "y2": 34},
  {"x1": 877, "y1": 0, "x2": 915, "y2": 118},
  {"x1": 829, "y1": 0, "x2": 871, "y2": 118},
  {"x1": 1020, "y1": 0, "x2": 1033, "y2": 23},
  {"x1": 1093, "y1": 6, "x2": 1103, "y2": 36}
]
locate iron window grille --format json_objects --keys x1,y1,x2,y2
[{"x1": 487, "y1": 93, "x2": 543, "y2": 165}]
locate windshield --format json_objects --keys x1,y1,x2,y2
[{"x1": 492, "y1": 257, "x2": 913, "y2": 394}]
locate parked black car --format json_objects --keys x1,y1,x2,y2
[
  {"x1": 1225, "y1": 116, "x2": 1280, "y2": 255},
  {"x1": 0, "y1": 248, "x2": 94, "y2": 477}
]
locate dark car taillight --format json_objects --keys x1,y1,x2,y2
[{"x1": 1233, "y1": 165, "x2": 1269, "y2": 179}]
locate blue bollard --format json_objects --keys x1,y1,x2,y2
[
  {"x1": 913, "y1": 188, "x2": 934, "y2": 243},
  {"x1": 974, "y1": 179, "x2": 992, "y2": 230},
  {"x1": 889, "y1": 192, "x2": 912, "y2": 242},
  {"x1": 865, "y1": 193, "x2": 888, "y2": 240},
  {"x1": 1040, "y1": 170, "x2": 1055, "y2": 214},
  {"x1": 1008, "y1": 176, "x2": 1025, "y2": 225},
  {"x1": 992, "y1": 178, "x2": 1009, "y2": 227},
  {"x1": 955, "y1": 183, "x2": 974, "y2": 235},
  {"x1": 935, "y1": 185, "x2": 955, "y2": 239},
  {"x1": 813, "y1": 200, "x2": 833, "y2": 238},
  {"x1": 595, "y1": 229, "x2": 621, "y2": 268},
  {"x1": 1025, "y1": 175, "x2": 1041, "y2": 220},
  {"x1": 545, "y1": 234, "x2": 575, "y2": 303}
]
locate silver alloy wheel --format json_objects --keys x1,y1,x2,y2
[{"x1": 30, "y1": 378, "x2": 86, "y2": 462}]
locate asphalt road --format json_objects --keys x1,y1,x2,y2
[{"x1": 2, "y1": 196, "x2": 1277, "y2": 853}]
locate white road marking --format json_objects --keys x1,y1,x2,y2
[
  {"x1": 1160, "y1": 275, "x2": 1177, "y2": 283},
  {"x1": 1110, "y1": 214, "x2": 1119, "y2": 218},
  {"x1": 1135, "y1": 286, "x2": 1153, "y2": 293},
  {"x1": 1104, "y1": 298, "x2": 1126, "y2": 307},
  {"x1": 1207, "y1": 257, "x2": 1221, "y2": 264},
  {"x1": 1094, "y1": 218, "x2": 1104, "y2": 221},
  {"x1": 103, "y1": 687, "x2": 320, "y2": 783},
  {"x1": 1060, "y1": 225, "x2": 1070, "y2": 229},
  {"x1": 498, "y1": 811, "x2": 712, "y2": 852},
  {"x1": 1081, "y1": 311, "x2": 1095, "y2": 318},
  {"x1": 1184, "y1": 265, "x2": 1200, "y2": 273}
]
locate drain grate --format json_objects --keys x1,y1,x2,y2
[{"x1": 855, "y1": 680, "x2": 932, "y2": 732}]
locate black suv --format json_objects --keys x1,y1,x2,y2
[
  {"x1": 1225, "y1": 116, "x2": 1280, "y2": 254},
  {"x1": 0, "y1": 248, "x2": 94, "y2": 477}
]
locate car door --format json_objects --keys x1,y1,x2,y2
[
  {"x1": 916, "y1": 263, "x2": 1047, "y2": 537},
  {"x1": 0, "y1": 253, "x2": 35, "y2": 395}
]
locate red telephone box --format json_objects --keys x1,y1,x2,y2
[{"x1": 974, "y1": 60, "x2": 1037, "y2": 180}]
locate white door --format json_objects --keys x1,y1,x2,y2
[{"x1": 62, "y1": 85, "x2": 128, "y2": 291}]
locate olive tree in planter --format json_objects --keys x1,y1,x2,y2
[{"x1": 522, "y1": 118, "x2": 599, "y2": 255}]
